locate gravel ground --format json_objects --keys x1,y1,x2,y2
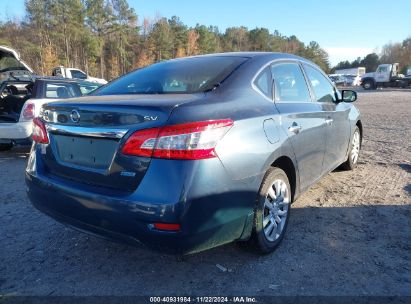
[{"x1": 0, "y1": 89, "x2": 410, "y2": 297}]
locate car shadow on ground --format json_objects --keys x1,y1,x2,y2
[
  {"x1": 4, "y1": 202, "x2": 409, "y2": 295},
  {"x1": 0, "y1": 146, "x2": 30, "y2": 162},
  {"x1": 398, "y1": 163, "x2": 411, "y2": 194}
]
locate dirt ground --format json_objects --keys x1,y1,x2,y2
[{"x1": 0, "y1": 89, "x2": 410, "y2": 297}]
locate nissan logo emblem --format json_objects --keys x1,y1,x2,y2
[{"x1": 70, "y1": 110, "x2": 81, "y2": 123}]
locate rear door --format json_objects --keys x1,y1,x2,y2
[
  {"x1": 271, "y1": 61, "x2": 326, "y2": 191},
  {"x1": 303, "y1": 63, "x2": 351, "y2": 173}
]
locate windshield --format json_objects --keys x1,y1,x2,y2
[
  {"x1": 94, "y1": 56, "x2": 249, "y2": 95},
  {"x1": 0, "y1": 51, "x2": 26, "y2": 72}
]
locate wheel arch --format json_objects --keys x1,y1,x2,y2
[
  {"x1": 271, "y1": 156, "x2": 297, "y2": 203},
  {"x1": 356, "y1": 120, "x2": 363, "y2": 147}
]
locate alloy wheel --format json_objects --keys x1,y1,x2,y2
[
  {"x1": 262, "y1": 179, "x2": 290, "y2": 242},
  {"x1": 351, "y1": 130, "x2": 360, "y2": 164}
]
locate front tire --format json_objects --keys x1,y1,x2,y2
[
  {"x1": 251, "y1": 167, "x2": 291, "y2": 254},
  {"x1": 0, "y1": 143, "x2": 13, "y2": 151},
  {"x1": 341, "y1": 126, "x2": 361, "y2": 170},
  {"x1": 362, "y1": 80, "x2": 375, "y2": 90}
]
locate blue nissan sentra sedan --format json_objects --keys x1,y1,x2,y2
[{"x1": 26, "y1": 52, "x2": 362, "y2": 254}]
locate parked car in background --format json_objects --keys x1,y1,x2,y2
[
  {"x1": 0, "y1": 77, "x2": 101, "y2": 151},
  {"x1": 52, "y1": 66, "x2": 108, "y2": 85},
  {"x1": 26, "y1": 52, "x2": 362, "y2": 255},
  {"x1": 328, "y1": 74, "x2": 346, "y2": 86},
  {"x1": 335, "y1": 67, "x2": 366, "y2": 78}
]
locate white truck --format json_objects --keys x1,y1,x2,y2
[
  {"x1": 51, "y1": 66, "x2": 107, "y2": 85},
  {"x1": 335, "y1": 67, "x2": 366, "y2": 77},
  {"x1": 361, "y1": 63, "x2": 411, "y2": 90}
]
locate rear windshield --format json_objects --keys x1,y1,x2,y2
[{"x1": 94, "y1": 56, "x2": 249, "y2": 95}]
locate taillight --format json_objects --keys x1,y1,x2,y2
[
  {"x1": 122, "y1": 119, "x2": 233, "y2": 160},
  {"x1": 32, "y1": 117, "x2": 49, "y2": 144},
  {"x1": 152, "y1": 223, "x2": 181, "y2": 231},
  {"x1": 121, "y1": 128, "x2": 160, "y2": 157},
  {"x1": 22, "y1": 103, "x2": 35, "y2": 120}
]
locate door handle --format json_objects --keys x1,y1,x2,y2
[
  {"x1": 325, "y1": 119, "x2": 333, "y2": 126},
  {"x1": 288, "y1": 122, "x2": 302, "y2": 134}
]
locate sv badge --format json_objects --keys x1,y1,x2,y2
[{"x1": 144, "y1": 116, "x2": 158, "y2": 121}]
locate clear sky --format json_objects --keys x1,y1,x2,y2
[{"x1": 2, "y1": 0, "x2": 410, "y2": 65}]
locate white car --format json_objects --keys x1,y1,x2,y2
[
  {"x1": 0, "y1": 77, "x2": 101, "y2": 151},
  {"x1": 0, "y1": 46, "x2": 102, "y2": 151}
]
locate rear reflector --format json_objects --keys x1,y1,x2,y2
[
  {"x1": 32, "y1": 118, "x2": 49, "y2": 144},
  {"x1": 122, "y1": 119, "x2": 233, "y2": 160},
  {"x1": 153, "y1": 223, "x2": 181, "y2": 231}
]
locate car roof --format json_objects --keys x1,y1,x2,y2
[
  {"x1": 32, "y1": 76, "x2": 100, "y2": 85},
  {"x1": 1, "y1": 76, "x2": 100, "y2": 86},
  {"x1": 169, "y1": 51, "x2": 314, "y2": 64}
]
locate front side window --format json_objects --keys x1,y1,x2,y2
[
  {"x1": 376, "y1": 66, "x2": 388, "y2": 73},
  {"x1": 70, "y1": 70, "x2": 87, "y2": 79},
  {"x1": 94, "y1": 56, "x2": 249, "y2": 95},
  {"x1": 271, "y1": 62, "x2": 311, "y2": 103},
  {"x1": 304, "y1": 64, "x2": 337, "y2": 103}
]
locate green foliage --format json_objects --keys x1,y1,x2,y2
[
  {"x1": 2, "y1": 0, "x2": 332, "y2": 79},
  {"x1": 333, "y1": 53, "x2": 380, "y2": 73}
]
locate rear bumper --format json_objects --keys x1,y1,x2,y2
[
  {"x1": 25, "y1": 147, "x2": 258, "y2": 254},
  {"x1": 0, "y1": 121, "x2": 32, "y2": 141}
]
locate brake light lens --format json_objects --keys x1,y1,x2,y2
[
  {"x1": 22, "y1": 103, "x2": 35, "y2": 120},
  {"x1": 32, "y1": 117, "x2": 49, "y2": 144},
  {"x1": 121, "y1": 127, "x2": 160, "y2": 157},
  {"x1": 122, "y1": 119, "x2": 233, "y2": 160},
  {"x1": 153, "y1": 223, "x2": 181, "y2": 231}
]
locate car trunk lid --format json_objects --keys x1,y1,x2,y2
[{"x1": 39, "y1": 94, "x2": 201, "y2": 192}]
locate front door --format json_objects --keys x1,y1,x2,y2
[
  {"x1": 303, "y1": 64, "x2": 351, "y2": 172},
  {"x1": 271, "y1": 61, "x2": 326, "y2": 191}
]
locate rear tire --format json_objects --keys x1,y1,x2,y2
[
  {"x1": 0, "y1": 143, "x2": 13, "y2": 151},
  {"x1": 250, "y1": 167, "x2": 291, "y2": 254},
  {"x1": 341, "y1": 126, "x2": 361, "y2": 170}
]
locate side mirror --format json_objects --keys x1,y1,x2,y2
[{"x1": 341, "y1": 90, "x2": 357, "y2": 102}]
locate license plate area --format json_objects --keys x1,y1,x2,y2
[{"x1": 52, "y1": 135, "x2": 118, "y2": 170}]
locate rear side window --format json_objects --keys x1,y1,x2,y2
[
  {"x1": 94, "y1": 56, "x2": 249, "y2": 95},
  {"x1": 271, "y1": 62, "x2": 311, "y2": 103},
  {"x1": 304, "y1": 65, "x2": 337, "y2": 103},
  {"x1": 45, "y1": 83, "x2": 81, "y2": 98},
  {"x1": 254, "y1": 67, "x2": 272, "y2": 98}
]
